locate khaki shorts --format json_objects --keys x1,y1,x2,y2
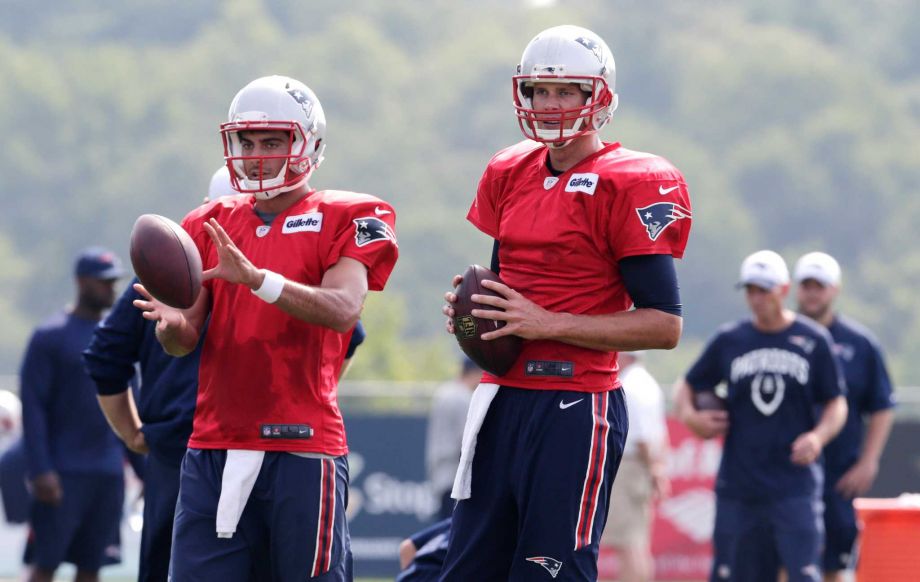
[{"x1": 602, "y1": 456, "x2": 653, "y2": 547}]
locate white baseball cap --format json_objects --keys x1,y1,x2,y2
[
  {"x1": 737, "y1": 250, "x2": 790, "y2": 290},
  {"x1": 794, "y1": 252, "x2": 841, "y2": 287}
]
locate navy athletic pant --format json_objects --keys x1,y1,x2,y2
[{"x1": 440, "y1": 386, "x2": 627, "y2": 581}]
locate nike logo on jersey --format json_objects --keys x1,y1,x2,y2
[
  {"x1": 374, "y1": 206, "x2": 391, "y2": 216},
  {"x1": 559, "y1": 398, "x2": 584, "y2": 410},
  {"x1": 659, "y1": 185, "x2": 680, "y2": 195},
  {"x1": 564, "y1": 173, "x2": 599, "y2": 195}
]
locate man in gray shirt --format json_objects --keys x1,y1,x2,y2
[{"x1": 426, "y1": 358, "x2": 481, "y2": 520}]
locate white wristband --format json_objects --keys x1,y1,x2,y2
[{"x1": 251, "y1": 270, "x2": 285, "y2": 303}]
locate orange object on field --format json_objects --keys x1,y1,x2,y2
[{"x1": 854, "y1": 495, "x2": 920, "y2": 582}]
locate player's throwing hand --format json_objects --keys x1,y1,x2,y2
[{"x1": 202, "y1": 218, "x2": 261, "y2": 288}]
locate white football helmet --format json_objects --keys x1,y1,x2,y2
[
  {"x1": 220, "y1": 75, "x2": 326, "y2": 200},
  {"x1": 513, "y1": 25, "x2": 618, "y2": 148},
  {"x1": 207, "y1": 165, "x2": 237, "y2": 201}
]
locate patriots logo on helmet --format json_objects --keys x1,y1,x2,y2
[
  {"x1": 287, "y1": 88, "x2": 314, "y2": 118},
  {"x1": 574, "y1": 36, "x2": 603, "y2": 64},
  {"x1": 635, "y1": 202, "x2": 692, "y2": 241},
  {"x1": 526, "y1": 556, "x2": 563, "y2": 578},
  {"x1": 353, "y1": 216, "x2": 397, "y2": 248}
]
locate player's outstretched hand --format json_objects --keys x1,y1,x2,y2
[
  {"x1": 471, "y1": 279, "x2": 551, "y2": 341},
  {"x1": 790, "y1": 431, "x2": 822, "y2": 466},
  {"x1": 443, "y1": 274, "x2": 463, "y2": 334},
  {"x1": 133, "y1": 283, "x2": 187, "y2": 335},
  {"x1": 202, "y1": 218, "x2": 261, "y2": 287},
  {"x1": 684, "y1": 409, "x2": 729, "y2": 440}
]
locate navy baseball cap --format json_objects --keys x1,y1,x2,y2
[{"x1": 74, "y1": 247, "x2": 125, "y2": 279}]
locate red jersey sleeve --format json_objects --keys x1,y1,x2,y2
[
  {"x1": 325, "y1": 197, "x2": 399, "y2": 291},
  {"x1": 608, "y1": 171, "x2": 692, "y2": 260},
  {"x1": 466, "y1": 163, "x2": 501, "y2": 238}
]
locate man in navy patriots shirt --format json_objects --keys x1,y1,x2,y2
[
  {"x1": 674, "y1": 250, "x2": 848, "y2": 582},
  {"x1": 20, "y1": 248, "x2": 127, "y2": 582},
  {"x1": 793, "y1": 252, "x2": 895, "y2": 582}
]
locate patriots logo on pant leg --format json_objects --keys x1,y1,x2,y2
[
  {"x1": 635, "y1": 202, "x2": 692, "y2": 241},
  {"x1": 526, "y1": 556, "x2": 563, "y2": 578}
]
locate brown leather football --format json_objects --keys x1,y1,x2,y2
[
  {"x1": 452, "y1": 264, "x2": 523, "y2": 376},
  {"x1": 129, "y1": 214, "x2": 203, "y2": 309},
  {"x1": 693, "y1": 390, "x2": 728, "y2": 411}
]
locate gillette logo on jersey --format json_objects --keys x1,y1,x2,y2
[
  {"x1": 565, "y1": 173, "x2": 599, "y2": 195},
  {"x1": 282, "y1": 212, "x2": 324, "y2": 233},
  {"x1": 635, "y1": 202, "x2": 692, "y2": 241}
]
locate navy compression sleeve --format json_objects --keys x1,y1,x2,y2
[
  {"x1": 618, "y1": 254, "x2": 682, "y2": 316},
  {"x1": 491, "y1": 239, "x2": 501, "y2": 275}
]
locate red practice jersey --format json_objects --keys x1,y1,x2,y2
[
  {"x1": 182, "y1": 191, "x2": 398, "y2": 454},
  {"x1": 468, "y1": 140, "x2": 691, "y2": 392}
]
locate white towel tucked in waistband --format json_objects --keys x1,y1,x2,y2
[
  {"x1": 216, "y1": 450, "x2": 265, "y2": 538},
  {"x1": 451, "y1": 383, "x2": 500, "y2": 500}
]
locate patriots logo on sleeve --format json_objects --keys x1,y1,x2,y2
[
  {"x1": 635, "y1": 202, "x2": 692, "y2": 241},
  {"x1": 353, "y1": 216, "x2": 397, "y2": 247}
]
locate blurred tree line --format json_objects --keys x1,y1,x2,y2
[{"x1": 0, "y1": 0, "x2": 917, "y2": 384}]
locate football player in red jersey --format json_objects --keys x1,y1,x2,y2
[
  {"x1": 442, "y1": 25, "x2": 692, "y2": 581},
  {"x1": 133, "y1": 75, "x2": 398, "y2": 581}
]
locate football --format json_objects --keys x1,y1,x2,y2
[
  {"x1": 693, "y1": 390, "x2": 728, "y2": 412},
  {"x1": 129, "y1": 214, "x2": 203, "y2": 309},
  {"x1": 452, "y1": 264, "x2": 523, "y2": 376}
]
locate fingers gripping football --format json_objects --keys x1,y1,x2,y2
[
  {"x1": 450, "y1": 265, "x2": 523, "y2": 376},
  {"x1": 472, "y1": 280, "x2": 549, "y2": 341}
]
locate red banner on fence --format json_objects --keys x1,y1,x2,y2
[{"x1": 598, "y1": 418, "x2": 722, "y2": 580}]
